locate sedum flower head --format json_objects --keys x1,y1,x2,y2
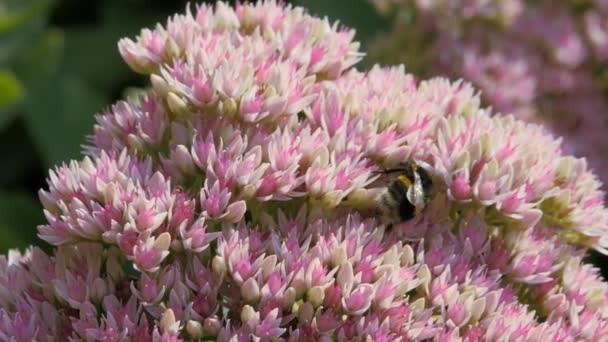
[{"x1": 2, "y1": 1, "x2": 608, "y2": 341}]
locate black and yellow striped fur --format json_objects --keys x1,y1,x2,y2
[{"x1": 378, "y1": 160, "x2": 435, "y2": 223}]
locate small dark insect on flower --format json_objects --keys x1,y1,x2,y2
[{"x1": 377, "y1": 160, "x2": 436, "y2": 225}]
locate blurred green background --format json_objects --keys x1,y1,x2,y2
[{"x1": 1, "y1": 0, "x2": 605, "y2": 275}]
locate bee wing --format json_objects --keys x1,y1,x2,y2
[
  {"x1": 412, "y1": 159, "x2": 439, "y2": 200},
  {"x1": 413, "y1": 159, "x2": 434, "y2": 172},
  {"x1": 406, "y1": 172, "x2": 426, "y2": 208}
]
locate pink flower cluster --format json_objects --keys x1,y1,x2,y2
[
  {"x1": 2, "y1": 1, "x2": 608, "y2": 340},
  {"x1": 371, "y1": 0, "x2": 608, "y2": 187}
]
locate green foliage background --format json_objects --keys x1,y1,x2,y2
[{"x1": 0, "y1": 0, "x2": 605, "y2": 274}]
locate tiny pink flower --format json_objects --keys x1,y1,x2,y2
[
  {"x1": 342, "y1": 284, "x2": 374, "y2": 315},
  {"x1": 133, "y1": 232, "x2": 171, "y2": 273}
]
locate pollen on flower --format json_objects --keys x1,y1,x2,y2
[{"x1": 1, "y1": 1, "x2": 608, "y2": 341}]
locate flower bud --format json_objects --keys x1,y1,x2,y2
[
  {"x1": 241, "y1": 277, "x2": 260, "y2": 303},
  {"x1": 331, "y1": 245, "x2": 348, "y2": 267},
  {"x1": 212, "y1": 255, "x2": 227, "y2": 276},
  {"x1": 160, "y1": 309, "x2": 180, "y2": 334},
  {"x1": 297, "y1": 302, "x2": 314, "y2": 324},
  {"x1": 203, "y1": 316, "x2": 221, "y2": 336},
  {"x1": 240, "y1": 305, "x2": 259, "y2": 329},
  {"x1": 282, "y1": 287, "x2": 297, "y2": 309},
  {"x1": 150, "y1": 74, "x2": 169, "y2": 97},
  {"x1": 174, "y1": 145, "x2": 195, "y2": 174},
  {"x1": 90, "y1": 278, "x2": 107, "y2": 303},
  {"x1": 167, "y1": 92, "x2": 188, "y2": 116},
  {"x1": 307, "y1": 286, "x2": 325, "y2": 308},
  {"x1": 186, "y1": 320, "x2": 204, "y2": 339}
]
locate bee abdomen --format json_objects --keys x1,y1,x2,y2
[
  {"x1": 380, "y1": 180, "x2": 416, "y2": 222},
  {"x1": 388, "y1": 180, "x2": 408, "y2": 201},
  {"x1": 398, "y1": 197, "x2": 415, "y2": 221}
]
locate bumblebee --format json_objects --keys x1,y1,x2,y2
[{"x1": 377, "y1": 160, "x2": 435, "y2": 223}]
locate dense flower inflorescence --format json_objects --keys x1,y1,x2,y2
[
  {"x1": 1, "y1": 1, "x2": 608, "y2": 341},
  {"x1": 370, "y1": 0, "x2": 608, "y2": 187}
]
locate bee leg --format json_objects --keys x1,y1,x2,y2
[
  {"x1": 373, "y1": 167, "x2": 407, "y2": 175},
  {"x1": 375, "y1": 161, "x2": 417, "y2": 176}
]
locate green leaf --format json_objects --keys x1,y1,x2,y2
[
  {"x1": 0, "y1": 70, "x2": 25, "y2": 127},
  {"x1": 15, "y1": 28, "x2": 65, "y2": 85},
  {"x1": 0, "y1": 0, "x2": 57, "y2": 64},
  {"x1": 24, "y1": 74, "x2": 108, "y2": 167},
  {"x1": 0, "y1": 117, "x2": 44, "y2": 186},
  {"x1": 0, "y1": 21, "x2": 45, "y2": 65},
  {"x1": 0, "y1": 69, "x2": 24, "y2": 107},
  {"x1": 61, "y1": 2, "x2": 170, "y2": 91},
  {"x1": 60, "y1": 0, "x2": 190, "y2": 91},
  {"x1": 0, "y1": 223, "x2": 27, "y2": 254},
  {"x1": 293, "y1": 0, "x2": 388, "y2": 44},
  {"x1": 62, "y1": 25, "x2": 134, "y2": 91},
  {"x1": 0, "y1": 191, "x2": 45, "y2": 252},
  {"x1": 0, "y1": 0, "x2": 54, "y2": 33}
]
